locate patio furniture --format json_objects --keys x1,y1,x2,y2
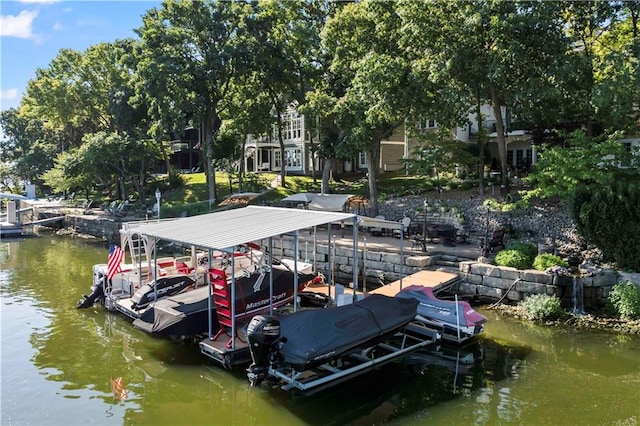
[
  {"x1": 369, "y1": 215, "x2": 386, "y2": 236},
  {"x1": 480, "y1": 228, "x2": 506, "y2": 255},
  {"x1": 393, "y1": 217, "x2": 411, "y2": 239}
]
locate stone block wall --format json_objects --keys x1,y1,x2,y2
[
  {"x1": 64, "y1": 215, "x2": 121, "y2": 243},
  {"x1": 457, "y1": 261, "x2": 619, "y2": 309},
  {"x1": 272, "y1": 237, "x2": 439, "y2": 288}
]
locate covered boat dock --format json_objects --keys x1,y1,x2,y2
[{"x1": 129, "y1": 205, "x2": 360, "y2": 368}]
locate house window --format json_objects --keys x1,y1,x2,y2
[
  {"x1": 285, "y1": 147, "x2": 302, "y2": 171},
  {"x1": 507, "y1": 148, "x2": 533, "y2": 173},
  {"x1": 358, "y1": 152, "x2": 368, "y2": 169},
  {"x1": 275, "y1": 112, "x2": 303, "y2": 141},
  {"x1": 274, "y1": 150, "x2": 282, "y2": 169},
  {"x1": 418, "y1": 119, "x2": 437, "y2": 130},
  {"x1": 291, "y1": 114, "x2": 302, "y2": 140},
  {"x1": 516, "y1": 150, "x2": 524, "y2": 167}
]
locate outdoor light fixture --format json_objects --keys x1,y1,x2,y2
[{"x1": 155, "y1": 188, "x2": 161, "y2": 221}]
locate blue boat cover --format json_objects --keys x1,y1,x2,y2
[{"x1": 278, "y1": 294, "x2": 418, "y2": 369}]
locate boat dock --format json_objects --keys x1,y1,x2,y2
[
  {"x1": 269, "y1": 322, "x2": 439, "y2": 395},
  {"x1": 306, "y1": 269, "x2": 460, "y2": 301},
  {"x1": 84, "y1": 206, "x2": 479, "y2": 394}
]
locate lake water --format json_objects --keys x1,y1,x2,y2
[{"x1": 1, "y1": 234, "x2": 639, "y2": 425}]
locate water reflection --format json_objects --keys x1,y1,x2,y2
[
  {"x1": 2, "y1": 236, "x2": 640, "y2": 426},
  {"x1": 273, "y1": 338, "x2": 531, "y2": 425}
]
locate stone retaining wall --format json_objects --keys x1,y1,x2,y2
[
  {"x1": 457, "y1": 261, "x2": 619, "y2": 309},
  {"x1": 275, "y1": 237, "x2": 624, "y2": 308},
  {"x1": 273, "y1": 237, "x2": 439, "y2": 286},
  {"x1": 64, "y1": 215, "x2": 121, "y2": 242}
]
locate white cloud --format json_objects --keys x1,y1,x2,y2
[
  {"x1": 53, "y1": 21, "x2": 63, "y2": 31},
  {"x1": 0, "y1": 10, "x2": 39, "y2": 39},
  {"x1": 1, "y1": 89, "x2": 20, "y2": 100}
]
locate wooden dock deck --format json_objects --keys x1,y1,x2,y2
[
  {"x1": 373, "y1": 270, "x2": 459, "y2": 296},
  {"x1": 306, "y1": 270, "x2": 459, "y2": 299}
]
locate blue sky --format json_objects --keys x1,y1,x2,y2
[{"x1": 1, "y1": 1, "x2": 162, "y2": 112}]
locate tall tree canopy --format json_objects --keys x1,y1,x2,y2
[
  {"x1": 240, "y1": 0, "x2": 327, "y2": 187},
  {"x1": 398, "y1": 0, "x2": 568, "y2": 187},
  {"x1": 135, "y1": 0, "x2": 253, "y2": 206},
  {"x1": 322, "y1": 0, "x2": 431, "y2": 215}
]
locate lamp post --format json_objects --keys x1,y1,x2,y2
[
  {"x1": 155, "y1": 188, "x2": 161, "y2": 221},
  {"x1": 422, "y1": 199, "x2": 427, "y2": 238}
]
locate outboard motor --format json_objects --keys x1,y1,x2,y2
[
  {"x1": 246, "y1": 315, "x2": 281, "y2": 387},
  {"x1": 77, "y1": 274, "x2": 106, "y2": 309}
]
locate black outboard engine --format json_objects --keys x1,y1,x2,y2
[
  {"x1": 77, "y1": 274, "x2": 106, "y2": 309},
  {"x1": 246, "y1": 315, "x2": 281, "y2": 387}
]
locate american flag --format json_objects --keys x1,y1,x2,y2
[{"x1": 107, "y1": 244, "x2": 124, "y2": 280}]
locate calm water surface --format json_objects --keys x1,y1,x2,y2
[{"x1": 1, "y1": 235, "x2": 639, "y2": 425}]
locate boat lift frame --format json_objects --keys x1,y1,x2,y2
[{"x1": 267, "y1": 322, "x2": 440, "y2": 394}]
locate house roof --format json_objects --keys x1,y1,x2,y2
[{"x1": 127, "y1": 205, "x2": 356, "y2": 251}]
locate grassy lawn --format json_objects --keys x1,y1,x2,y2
[{"x1": 158, "y1": 170, "x2": 474, "y2": 217}]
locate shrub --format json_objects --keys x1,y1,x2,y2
[
  {"x1": 458, "y1": 180, "x2": 474, "y2": 190},
  {"x1": 533, "y1": 253, "x2": 568, "y2": 271},
  {"x1": 167, "y1": 169, "x2": 185, "y2": 189},
  {"x1": 608, "y1": 281, "x2": 640, "y2": 320},
  {"x1": 568, "y1": 181, "x2": 640, "y2": 271},
  {"x1": 483, "y1": 197, "x2": 528, "y2": 212},
  {"x1": 506, "y1": 241, "x2": 538, "y2": 263},
  {"x1": 495, "y1": 249, "x2": 532, "y2": 270},
  {"x1": 519, "y1": 294, "x2": 565, "y2": 321}
]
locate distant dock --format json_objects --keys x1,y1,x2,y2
[{"x1": 1, "y1": 222, "x2": 23, "y2": 238}]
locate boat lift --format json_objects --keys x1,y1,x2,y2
[{"x1": 266, "y1": 322, "x2": 440, "y2": 395}]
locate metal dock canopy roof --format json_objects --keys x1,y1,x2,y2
[{"x1": 132, "y1": 205, "x2": 356, "y2": 250}]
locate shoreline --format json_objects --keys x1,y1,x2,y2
[{"x1": 489, "y1": 303, "x2": 640, "y2": 335}]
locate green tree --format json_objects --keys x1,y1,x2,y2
[
  {"x1": 134, "y1": 0, "x2": 253, "y2": 208},
  {"x1": 399, "y1": 0, "x2": 568, "y2": 187},
  {"x1": 322, "y1": 0, "x2": 426, "y2": 215},
  {"x1": 43, "y1": 132, "x2": 162, "y2": 202},
  {"x1": 298, "y1": 90, "x2": 339, "y2": 190},
  {"x1": 588, "y1": 1, "x2": 640, "y2": 133},
  {"x1": 223, "y1": 77, "x2": 274, "y2": 191},
  {"x1": 21, "y1": 40, "x2": 142, "y2": 138},
  {"x1": 41, "y1": 150, "x2": 94, "y2": 199},
  {"x1": 568, "y1": 181, "x2": 640, "y2": 271},
  {"x1": 525, "y1": 130, "x2": 639, "y2": 200},
  {"x1": 557, "y1": 1, "x2": 622, "y2": 137},
  {"x1": 0, "y1": 109, "x2": 60, "y2": 193},
  {"x1": 246, "y1": 0, "x2": 326, "y2": 188},
  {"x1": 404, "y1": 128, "x2": 476, "y2": 190}
]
